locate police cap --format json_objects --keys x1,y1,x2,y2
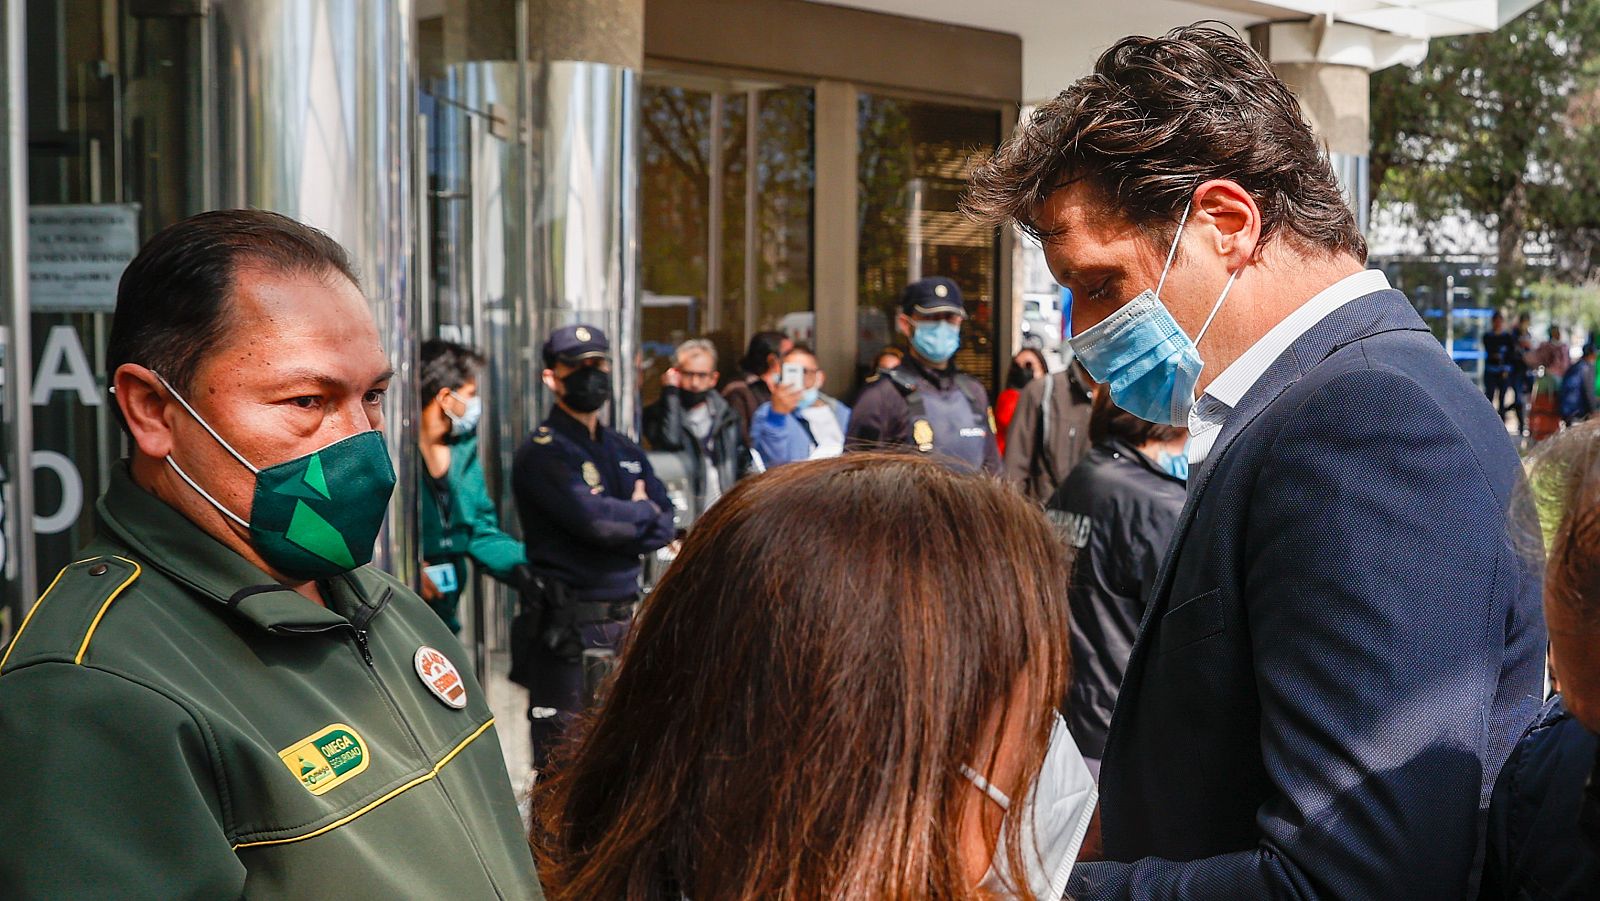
[
  {"x1": 901, "y1": 277, "x2": 966, "y2": 317},
  {"x1": 542, "y1": 323, "x2": 611, "y2": 366}
]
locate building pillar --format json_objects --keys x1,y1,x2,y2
[
  {"x1": 204, "y1": 0, "x2": 420, "y2": 581},
  {"x1": 444, "y1": 0, "x2": 643, "y2": 441},
  {"x1": 1250, "y1": 18, "x2": 1427, "y2": 235},
  {"x1": 1, "y1": 0, "x2": 38, "y2": 619}
]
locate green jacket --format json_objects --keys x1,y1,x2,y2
[
  {"x1": 420, "y1": 434, "x2": 526, "y2": 628},
  {"x1": 0, "y1": 466, "x2": 544, "y2": 899}
]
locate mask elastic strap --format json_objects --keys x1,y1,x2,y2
[
  {"x1": 1154, "y1": 197, "x2": 1194, "y2": 298},
  {"x1": 1194, "y1": 266, "x2": 1242, "y2": 346},
  {"x1": 959, "y1": 763, "x2": 1013, "y2": 811},
  {"x1": 164, "y1": 455, "x2": 251, "y2": 529},
  {"x1": 154, "y1": 374, "x2": 261, "y2": 475}
]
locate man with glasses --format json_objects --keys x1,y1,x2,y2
[
  {"x1": 846, "y1": 277, "x2": 1001, "y2": 473},
  {"x1": 749, "y1": 345, "x2": 851, "y2": 467},
  {"x1": 643, "y1": 338, "x2": 752, "y2": 512}
]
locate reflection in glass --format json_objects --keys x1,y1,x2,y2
[
  {"x1": 858, "y1": 95, "x2": 1001, "y2": 390},
  {"x1": 639, "y1": 79, "x2": 813, "y2": 404}
]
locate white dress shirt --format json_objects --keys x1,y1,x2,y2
[{"x1": 1187, "y1": 268, "x2": 1393, "y2": 468}]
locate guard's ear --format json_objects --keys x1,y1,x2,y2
[
  {"x1": 542, "y1": 368, "x2": 560, "y2": 394},
  {"x1": 896, "y1": 312, "x2": 913, "y2": 338},
  {"x1": 114, "y1": 363, "x2": 177, "y2": 461}
]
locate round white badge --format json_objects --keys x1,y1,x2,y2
[{"x1": 414, "y1": 646, "x2": 468, "y2": 709}]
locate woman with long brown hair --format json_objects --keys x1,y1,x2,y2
[{"x1": 532, "y1": 452, "x2": 1095, "y2": 900}]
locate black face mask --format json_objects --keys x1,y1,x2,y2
[
  {"x1": 561, "y1": 366, "x2": 611, "y2": 413},
  {"x1": 680, "y1": 388, "x2": 709, "y2": 408}
]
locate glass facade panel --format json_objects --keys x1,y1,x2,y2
[
  {"x1": 858, "y1": 95, "x2": 1001, "y2": 390},
  {"x1": 639, "y1": 77, "x2": 813, "y2": 401}
]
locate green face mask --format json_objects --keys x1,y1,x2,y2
[{"x1": 158, "y1": 375, "x2": 397, "y2": 581}]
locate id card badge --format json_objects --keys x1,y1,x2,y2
[{"x1": 423, "y1": 562, "x2": 458, "y2": 594}]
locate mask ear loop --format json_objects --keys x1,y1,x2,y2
[
  {"x1": 959, "y1": 763, "x2": 1013, "y2": 811},
  {"x1": 1194, "y1": 266, "x2": 1242, "y2": 346},
  {"x1": 154, "y1": 373, "x2": 257, "y2": 529},
  {"x1": 1154, "y1": 197, "x2": 1194, "y2": 298},
  {"x1": 154, "y1": 374, "x2": 261, "y2": 474}
]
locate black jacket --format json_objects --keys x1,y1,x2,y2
[
  {"x1": 1482, "y1": 695, "x2": 1600, "y2": 900},
  {"x1": 642, "y1": 387, "x2": 752, "y2": 509},
  {"x1": 1047, "y1": 439, "x2": 1185, "y2": 759},
  {"x1": 512, "y1": 407, "x2": 676, "y2": 602}
]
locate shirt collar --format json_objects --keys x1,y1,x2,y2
[
  {"x1": 1202, "y1": 268, "x2": 1392, "y2": 408},
  {"x1": 96, "y1": 464, "x2": 364, "y2": 633}
]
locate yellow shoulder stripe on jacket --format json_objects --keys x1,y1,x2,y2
[
  {"x1": 74, "y1": 557, "x2": 143, "y2": 665},
  {"x1": 231, "y1": 718, "x2": 497, "y2": 851},
  {"x1": 0, "y1": 563, "x2": 73, "y2": 672}
]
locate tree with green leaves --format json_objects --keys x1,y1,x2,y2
[{"x1": 1370, "y1": 0, "x2": 1600, "y2": 298}]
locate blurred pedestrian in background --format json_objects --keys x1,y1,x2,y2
[
  {"x1": 512, "y1": 324, "x2": 676, "y2": 770},
  {"x1": 1484, "y1": 311, "x2": 1519, "y2": 428},
  {"x1": 532, "y1": 454, "x2": 1096, "y2": 901},
  {"x1": 1482, "y1": 421, "x2": 1600, "y2": 898},
  {"x1": 721, "y1": 330, "x2": 791, "y2": 442},
  {"x1": 1048, "y1": 388, "x2": 1187, "y2": 777},
  {"x1": 1561, "y1": 340, "x2": 1599, "y2": 425},
  {"x1": 1530, "y1": 324, "x2": 1572, "y2": 378},
  {"x1": 995, "y1": 348, "x2": 1048, "y2": 457},
  {"x1": 417, "y1": 339, "x2": 529, "y2": 634},
  {"x1": 968, "y1": 24, "x2": 1542, "y2": 898},
  {"x1": 1004, "y1": 360, "x2": 1096, "y2": 504},
  {"x1": 643, "y1": 338, "x2": 752, "y2": 511},
  {"x1": 749, "y1": 344, "x2": 850, "y2": 467},
  {"x1": 847, "y1": 277, "x2": 1001, "y2": 473}
]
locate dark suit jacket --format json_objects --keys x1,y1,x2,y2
[{"x1": 1069, "y1": 289, "x2": 1546, "y2": 899}]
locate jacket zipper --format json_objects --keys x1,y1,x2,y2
[{"x1": 345, "y1": 592, "x2": 509, "y2": 900}]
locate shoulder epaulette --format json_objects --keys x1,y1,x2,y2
[
  {"x1": 884, "y1": 368, "x2": 921, "y2": 396},
  {"x1": 0, "y1": 555, "x2": 143, "y2": 674},
  {"x1": 531, "y1": 427, "x2": 554, "y2": 446}
]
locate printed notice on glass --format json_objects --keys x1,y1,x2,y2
[{"x1": 29, "y1": 204, "x2": 141, "y2": 313}]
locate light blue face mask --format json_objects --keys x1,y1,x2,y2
[
  {"x1": 911, "y1": 320, "x2": 962, "y2": 364},
  {"x1": 797, "y1": 387, "x2": 821, "y2": 409},
  {"x1": 446, "y1": 391, "x2": 483, "y2": 438},
  {"x1": 1067, "y1": 199, "x2": 1239, "y2": 425},
  {"x1": 1157, "y1": 449, "x2": 1190, "y2": 481}
]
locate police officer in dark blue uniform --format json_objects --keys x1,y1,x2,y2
[
  {"x1": 846, "y1": 277, "x2": 1001, "y2": 473},
  {"x1": 511, "y1": 323, "x2": 675, "y2": 768}
]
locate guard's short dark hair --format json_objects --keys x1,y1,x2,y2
[
  {"x1": 1088, "y1": 383, "x2": 1186, "y2": 447},
  {"x1": 964, "y1": 24, "x2": 1365, "y2": 262},
  {"x1": 739, "y1": 331, "x2": 788, "y2": 376},
  {"x1": 106, "y1": 209, "x2": 360, "y2": 396},
  {"x1": 420, "y1": 339, "x2": 485, "y2": 401}
]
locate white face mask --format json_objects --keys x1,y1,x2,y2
[{"x1": 961, "y1": 713, "x2": 1098, "y2": 900}]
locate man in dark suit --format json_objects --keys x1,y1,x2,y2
[{"x1": 966, "y1": 25, "x2": 1545, "y2": 898}]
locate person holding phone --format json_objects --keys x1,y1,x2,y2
[
  {"x1": 750, "y1": 345, "x2": 852, "y2": 467},
  {"x1": 417, "y1": 339, "x2": 530, "y2": 634},
  {"x1": 642, "y1": 338, "x2": 752, "y2": 512}
]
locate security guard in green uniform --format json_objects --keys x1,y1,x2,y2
[
  {"x1": 846, "y1": 277, "x2": 1002, "y2": 473},
  {"x1": 0, "y1": 210, "x2": 543, "y2": 899}
]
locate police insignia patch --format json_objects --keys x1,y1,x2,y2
[
  {"x1": 913, "y1": 419, "x2": 935, "y2": 452},
  {"x1": 988, "y1": 408, "x2": 998, "y2": 435},
  {"x1": 575, "y1": 326, "x2": 592, "y2": 342},
  {"x1": 582, "y1": 461, "x2": 602, "y2": 488}
]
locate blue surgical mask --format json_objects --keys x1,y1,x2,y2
[
  {"x1": 1067, "y1": 199, "x2": 1239, "y2": 425},
  {"x1": 798, "y1": 387, "x2": 821, "y2": 409},
  {"x1": 446, "y1": 392, "x2": 483, "y2": 437},
  {"x1": 911, "y1": 320, "x2": 962, "y2": 364},
  {"x1": 1157, "y1": 449, "x2": 1190, "y2": 481}
]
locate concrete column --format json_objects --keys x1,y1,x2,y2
[
  {"x1": 1249, "y1": 19, "x2": 1426, "y2": 234},
  {"x1": 813, "y1": 80, "x2": 858, "y2": 395}
]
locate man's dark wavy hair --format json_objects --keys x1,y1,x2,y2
[{"x1": 964, "y1": 24, "x2": 1366, "y2": 262}]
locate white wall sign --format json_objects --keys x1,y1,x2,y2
[{"x1": 28, "y1": 204, "x2": 140, "y2": 313}]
